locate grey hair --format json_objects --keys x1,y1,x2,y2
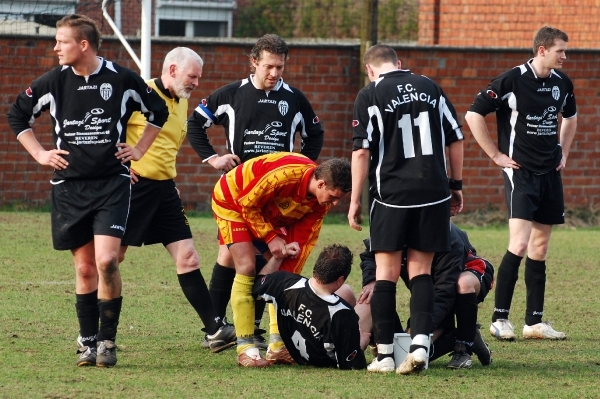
[{"x1": 162, "y1": 47, "x2": 204, "y2": 73}]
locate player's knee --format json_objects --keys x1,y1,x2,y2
[
  {"x1": 456, "y1": 272, "x2": 478, "y2": 294},
  {"x1": 216, "y1": 245, "x2": 234, "y2": 267},
  {"x1": 508, "y1": 240, "x2": 528, "y2": 257},
  {"x1": 75, "y1": 260, "x2": 98, "y2": 280},
  {"x1": 176, "y1": 247, "x2": 200, "y2": 273},
  {"x1": 96, "y1": 252, "x2": 119, "y2": 275},
  {"x1": 528, "y1": 242, "x2": 549, "y2": 260}
]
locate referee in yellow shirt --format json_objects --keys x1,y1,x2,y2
[{"x1": 120, "y1": 47, "x2": 236, "y2": 353}]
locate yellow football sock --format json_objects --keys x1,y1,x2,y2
[
  {"x1": 269, "y1": 303, "x2": 279, "y2": 335},
  {"x1": 268, "y1": 303, "x2": 285, "y2": 351},
  {"x1": 231, "y1": 274, "x2": 255, "y2": 354}
]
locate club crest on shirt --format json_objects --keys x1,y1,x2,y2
[
  {"x1": 100, "y1": 83, "x2": 113, "y2": 101},
  {"x1": 552, "y1": 86, "x2": 560, "y2": 101},
  {"x1": 278, "y1": 100, "x2": 289, "y2": 116}
]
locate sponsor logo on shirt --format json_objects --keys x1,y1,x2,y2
[
  {"x1": 486, "y1": 89, "x2": 498, "y2": 99},
  {"x1": 100, "y1": 83, "x2": 113, "y2": 101},
  {"x1": 278, "y1": 100, "x2": 289, "y2": 116},
  {"x1": 201, "y1": 98, "x2": 208, "y2": 106},
  {"x1": 313, "y1": 116, "x2": 320, "y2": 124},
  {"x1": 258, "y1": 99, "x2": 277, "y2": 104},
  {"x1": 146, "y1": 86, "x2": 153, "y2": 93},
  {"x1": 78, "y1": 85, "x2": 98, "y2": 90},
  {"x1": 352, "y1": 120, "x2": 359, "y2": 127},
  {"x1": 90, "y1": 108, "x2": 104, "y2": 115},
  {"x1": 25, "y1": 87, "x2": 33, "y2": 97}
]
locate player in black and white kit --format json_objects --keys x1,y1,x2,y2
[
  {"x1": 186, "y1": 34, "x2": 324, "y2": 364},
  {"x1": 465, "y1": 26, "x2": 577, "y2": 342},
  {"x1": 7, "y1": 14, "x2": 168, "y2": 368},
  {"x1": 348, "y1": 44, "x2": 464, "y2": 375},
  {"x1": 253, "y1": 244, "x2": 368, "y2": 370},
  {"x1": 356, "y1": 224, "x2": 495, "y2": 369}
]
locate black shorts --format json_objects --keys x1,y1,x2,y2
[
  {"x1": 503, "y1": 167, "x2": 564, "y2": 225},
  {"x1": 51, "y1": 175, "x2": 130, "y2": 250},
  {"x1": 369, "y1": 199, "x2": 451, "y2": 253},
  {"x1": 121, "y1": 177, "x2": 192, "y2": 247}
]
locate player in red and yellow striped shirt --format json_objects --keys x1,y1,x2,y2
[{"x1": 212, "y1": 152, "x2": 351, "y2": 367}]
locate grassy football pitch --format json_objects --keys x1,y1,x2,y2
[{"x1": 1, "y1": 212, "x2": 599, "y2": 398}]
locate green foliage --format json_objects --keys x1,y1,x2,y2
[
  {"x1": 234, "y1": 0, "x2": 418, "y2": 41},
  {"x1": 235, "y1": 0, "x2": 296, "y2": 38},
  {"x1": 378, "y1": 0, "x2": 418, "y2": 41},
  {"x1": 2, "y1": 213, "x2": 600, "y2": 397}
]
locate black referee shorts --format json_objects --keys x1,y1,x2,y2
[
  {"x1": 369, "y1": 199, "x2": 451, "y2": 253},
  {"x1": 121, "y1": 177, "x2": 192, "y2": 247},
  {"x1": 503, "y1": 167, "x2": 564, "y2": 225},
  {"x1": 51, "y1": 175, "x2": 130, "y2": 250}
]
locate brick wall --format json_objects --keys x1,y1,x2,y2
[
  {"x1": 419, "y1": 0, "x2": 600, "y2": 49},
  {"x1": 1, "y1": 36, "x2": 599, "y2": 212}
]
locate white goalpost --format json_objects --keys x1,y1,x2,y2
[{"x1": 101, "y1": 0, "x2": 151, "y2": 78}]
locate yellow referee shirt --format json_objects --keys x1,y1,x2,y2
[{"x1": 127, "y1": 78, "x2": 188, "y2": 180}]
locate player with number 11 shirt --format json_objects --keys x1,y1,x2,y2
[{"x1": 349, "y1": 45, "x2": 463, "y2": 375}]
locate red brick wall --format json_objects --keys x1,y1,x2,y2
[
  {"x1": 1, "y1": 36, "x2": 599, "y2": 212},
  {"x1": 419, "y1": 0, "x2": 600, "y2": 49}
]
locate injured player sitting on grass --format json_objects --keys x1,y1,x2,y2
[{"x1": 252, "y1": 243, "x2": 369, "y2": 370}]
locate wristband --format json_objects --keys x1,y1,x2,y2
[{"x1": 449, "y1": 179, "x2": 463, "y2": 190}]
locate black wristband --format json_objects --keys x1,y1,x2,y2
[{"x1": 449, "y1": 179, "x2": 463, "y2": 190}]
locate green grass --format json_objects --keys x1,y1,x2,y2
[{"x1": 1, "y1": 212, "x2": 599, "y2": 398}]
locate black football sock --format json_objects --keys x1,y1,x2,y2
[
  {"x1": 371, "y1": 280, "x2": 396, "y2": 360},
  {"x1": 255, "y1": 254, "x2": 267, "y2": 274},
  {"x1": 492, "y1": 250, "x2": 522, "y2": 322},
  {"x1": 208, "y1": 263, "x2": 236, "y2": 321},
  {"x1": 254, "y1": 300, "x2": 266, "y2": 331},
  {"x1": 430, "y1": 331, "x2": 456, "y2": 362},
  {"x1": 253, "y1": 254, "x2": 268, "y2": 330},
  {"x1": 408, "y1": 274, "x2": 434, "y2": 352},
  {"x1": 454, "y1": 293, "x2": 478, "y2": 346},
  {"x1": 524, "y1": 257, "x2": 546, "y2": 326},
  {"x1": 178, "y1": 269, "x2": 221, "y2": 335},
  {"x1": 394, "y1": 311, "x2": 404, "y2": 333},
  {"x1": 75, "y1": 290, "x2": 99, "y2": 347},
  {"x1": 97, "y1": 296, "x2": 122, "y2": 343}
]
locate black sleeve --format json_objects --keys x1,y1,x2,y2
[
  {"x1": 130, "y1": 71, "x2": 168, "y2": 127},
  {"x1": 331, "y1": 309, "x2": 367, "y2": 370},
  {"x1": 439, "y1": 87, "x2": 464, "y2": 145},
  {"x1": 359, "y1": 238, "x2": 376, "y2": 287},
  {"x1": 560, "y1": 74, "x2": 577, "y2": 118},
  {"x1": 468, "y1": 69, "x2": 514, "y2": 117},
  {"x1": 295, "y1": 89, "x2": 324, "y2": 161},
  {"x1": 186, "y1": 108, "x2": 218, "y2": 161},
  {"x1": 352, "y1": 86, "x2": 374, "y2": 151},
  {"x1": 7, "y1": 69, "x2": 56, "y2": 136},
  {"x1": 253, "y1": 271, "x2": 300, "y2": 301}
]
